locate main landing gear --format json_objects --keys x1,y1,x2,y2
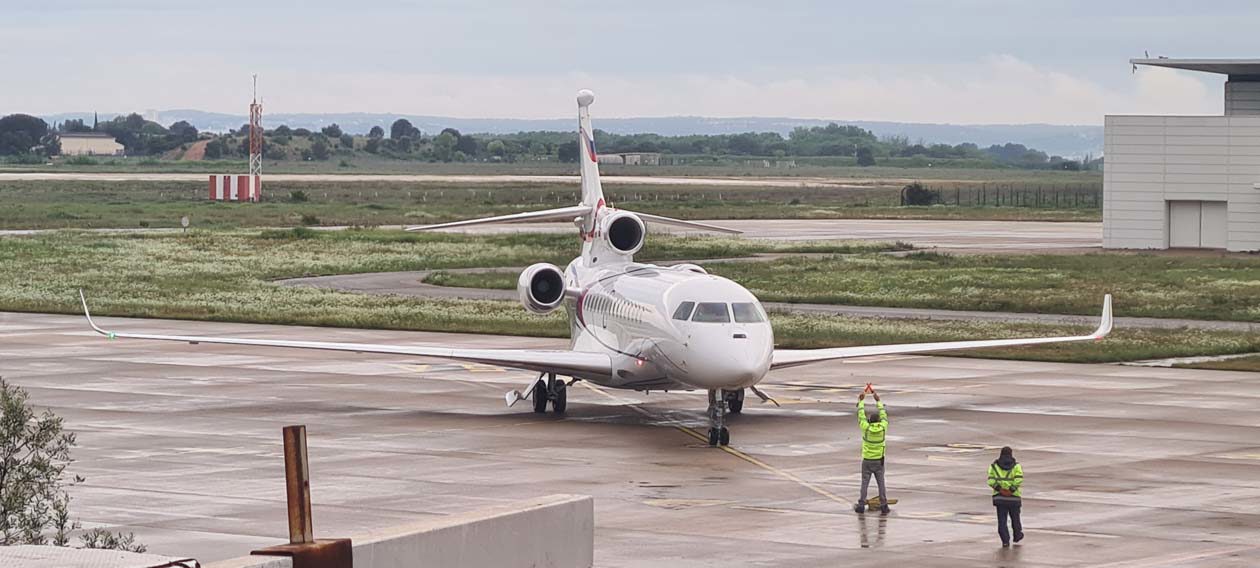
[
  {"x1": 707, "y1": 389, "x2": 732, "y2": 446},
  {"x1": 532, "y1": 372, "x2": 568, "y2": 414}
]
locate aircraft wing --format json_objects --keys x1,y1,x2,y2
[
  {"x1": 631, "y1": 212, "x2": 741, "y2": 234},
  {"x1": 405, "y1": 205, "x2": 590, "y2": 232},
  {"x1": 771, "y1": 295, "x2": 1112, "y2": 370},
  {"x1": 78, "y1": 291, "x2": 610, "y2": 378}
]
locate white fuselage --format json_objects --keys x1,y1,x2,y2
[{"x1": 562, "y1": 258, "x2": 774, "y2": 392}]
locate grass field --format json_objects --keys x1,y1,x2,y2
[
  {"x1": 0, "y1": 228, "x2": 1254, "y2": 364},
  {"x1": 0, "y1": 179, "x2": 1100, "y2": 230},
  {"x1": 0, "y1": 229, "x2": 898, "y2": 320},
  {"x1": 0, "y1": 155, "x2": 1104, "y2": 183},
  {"x1": 426, "y1": 250, "x2": 1260, "y2": 323},
  {"x1": 700, "y1": 252, "x2": 1260, "y2": 322},
  {"x1": 1176, "y1": 354, "x2": 1260, "y2": 372}
]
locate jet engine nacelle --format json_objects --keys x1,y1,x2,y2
[
  {"x1": 602, "y1": 211, "x2": 646, "y2": 255},
  {"x1": 518, "y1": 263, "x2": 567, "y2": 314},
  {"x1": 672, "y1": 263, "x2": 707, "y2": 274}
]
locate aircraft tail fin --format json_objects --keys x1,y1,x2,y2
[
  {"x1": 576, "y1": 89, "x2": 603, "y2": 208},
  {"x1": 408, "y1": 91, "x2": 739, "y2": 237}
]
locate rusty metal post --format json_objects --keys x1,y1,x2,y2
[
  {"x1": 283, "y1": 425, "x2": 314, "y2": 545},
  {"x1": 254, "y1": 425, "x2": 352, "y2": 568}
]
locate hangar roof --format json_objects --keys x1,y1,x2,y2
[{"x1": 1131, "y1": 58, "x2": 1260, "y2": 76}]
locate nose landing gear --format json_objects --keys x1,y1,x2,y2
[
  {"x1": 706, "y1": 389, "x2": 731, "y2": 446},
  {"x1": 724, "y1": 388, "x2": 745, "y2": 415}
]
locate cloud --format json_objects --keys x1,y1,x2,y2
[
  {"x1": 1128, "y1": 66, "x2": 1221, "y2": 116},
  {"x1": 2, "y1": 55, "x2": 1222, "y2": 126}
]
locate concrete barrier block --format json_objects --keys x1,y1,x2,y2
[
  {"x1": 204, "y1": 555, "x2": 294, "y2": 568},
  {"x1": 353, "y1": 494, "x2": 594, "y2": 568}
]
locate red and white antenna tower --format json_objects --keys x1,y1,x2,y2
[{"x1": 248, "y1": 74, "x2": 263, "y2": 200}]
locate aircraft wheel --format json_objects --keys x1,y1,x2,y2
[
  {"x1": 532, "y1": 380, "x2": 548, "y2": 414},
  {"x1": 552, "y1": 382, "x2": 568, "y2": 414},
  {"x1": 707, "y1": 428, "x2": 720, "y2": 447},
  {"x1": 726, "y1": 389, "x2": 745, "y2": 414},
  {"x1": 719, "y1": 427, "x2": 730, "y2": 446}
]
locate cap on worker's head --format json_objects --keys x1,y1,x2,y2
[{"x1": 1000, "y1": 446, "x2": 1014, "y2": 457}]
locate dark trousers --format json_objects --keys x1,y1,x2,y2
[
  {"x1": 858, "y1": 458, "x2": 886, "y2": 506},
  {"x1": 996, "y1": 503, "x2": 1023, "y2": 544}
]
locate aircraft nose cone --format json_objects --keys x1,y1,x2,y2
[{"x1": 688, "y1": 335, "x2": 769, "y2": 388}]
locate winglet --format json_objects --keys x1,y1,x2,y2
[
  {"x1": 1092, "y1": 294, "x2": 1113, "y2": 339},
  {"x1": 78, "y1": 289, "x2": 112, "y2": 338}
]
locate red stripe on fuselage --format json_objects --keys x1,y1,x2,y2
[
  {"x1": 576, "y1": 287, "x2": 589, "y2": 326},
  {"x1": 583, "y1": 198, "x2": 604, "y2": 241}
]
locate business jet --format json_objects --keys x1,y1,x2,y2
[{"x1": 79, "y1": 90, "x2": 1112, "y2": 446}]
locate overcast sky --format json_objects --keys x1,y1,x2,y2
[{"x1": 3, "y1": 0, "x2": 1256, "y2": 124}]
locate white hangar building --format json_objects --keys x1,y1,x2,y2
[{"x1": 1105, "y1": 59, "x2": 1260, "y2": 251}]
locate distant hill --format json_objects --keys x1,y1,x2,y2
[{"x1": 38, "y1": 110, "x2": 1103, "y2": 158}]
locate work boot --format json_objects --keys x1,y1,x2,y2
[
  {"x1": 1014, "y1": 532, "x2": 1024, "y2": 544},
  {"x1": 853, "y1": 502, "x2": 866, "y2": 514},
  {"x1": 1002, "y1": 541, "x2": 1010, "y2": 548},
  {"x1": 880, "y1": 504, "x2": 890, "y2": 515}
]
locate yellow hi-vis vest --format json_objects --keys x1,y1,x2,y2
[
  {"x1": 988, "y1": 462, "x2": 1024, "y2": 497},
  {"x1": 858, "y1": 400, "x2": 887, "y2": 460}
]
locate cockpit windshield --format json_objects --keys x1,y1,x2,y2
[
  {"x1": 691, "y1": 302, "x2": 731, "y2": 323},
  {"x1": 731, "y1": 302, "x2": 765, "y2": 323},
  {"x1": 671, "y1": 301, "x2": 696, "y2": 320}
]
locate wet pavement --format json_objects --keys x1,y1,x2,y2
[
  {"x1": 444, "y1": 218, "x2": 1102, "y2": 251},
  {"x1": 2, "y1": 311, "x2": 1258, "y2": 566}
]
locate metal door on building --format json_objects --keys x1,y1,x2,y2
[
  {"x1": 1201, "y1": 202, "x2": 1227, "y2": 248},
  {"x1": 1168, "y1": 200, "x2": 1227, "y2": 248}
]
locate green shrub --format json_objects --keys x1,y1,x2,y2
[
  {"x1": 260, "y1": 227, "x2": 321, "y2": 239},
  {"x1": 902, "y1": 182, "x2": 938, "y2": 206},
  {"x1": 12, "y1": 154, "x2": 45, "y2": 165},
  {"x1": 64, "y1": 155, "x2": 98, "y2": 166}
]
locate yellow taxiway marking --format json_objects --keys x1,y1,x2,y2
[
  {"x1": 729, "y1": 505, "x2": 796, "y2": 514},
  {"x1": 580, "y1": 382, "x2": 852, "y2": 508},
  {"x1": 390, "y1": 364, "x2": 431, "y2": 374}
]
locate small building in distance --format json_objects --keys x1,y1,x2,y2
[
  {"x1": 1105, "y1": 58, "x2": 1260, "y2": 251},
  {"x1": 597, "y1": 152, "x2": 661, "y2": 166},
  {"x1": 59, "y1": 132, "x2": 125, "y2": 157}
]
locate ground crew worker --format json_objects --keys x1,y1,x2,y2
[
  {"x1": 988, "y1": 446, "x2": 1024, "y2": 547},
  {"x1": 854, "y1": 387, "x2": 889, "y2": 515}
]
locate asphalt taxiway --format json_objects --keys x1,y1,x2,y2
[
  {"x1": 3, "y1": 311, "x2": 1259, "y2": 566},
  {"x1": 443, "y1": 218, "x2": 1102, "y2": 251}
]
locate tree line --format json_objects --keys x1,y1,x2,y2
[
  {"x1": 0, "y1": 112, "x2": 200, "y2": 158},
  {"x1": 1, "y1": 112, "x2": 1094, "y2": 170}
]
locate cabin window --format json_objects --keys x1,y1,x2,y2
[
  {"x1": 691, "y1": 302, "x2": 731, "y2": 323},
  {"x1": 672, "y1": 301, "x2": 696, "y2": 320},
  {"x1": 732, "y1": 302, "x2": 765, "y2": 323}
]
